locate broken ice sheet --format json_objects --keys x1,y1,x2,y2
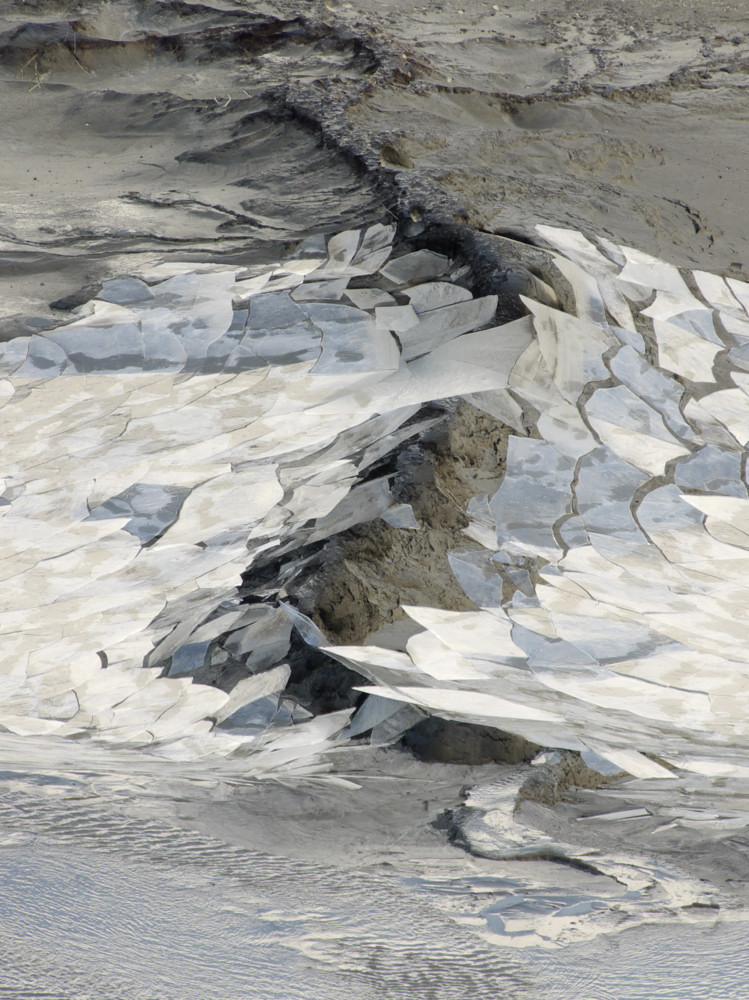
[
  {"x1": 651, "y1": 318, "x2": 723, "y2": 382},
  {"x1": 607, "y1": 345, "x2": 693, "y2": 441},
  {"x1": 87, "y1": 483, "x2": 191, "y2": 544},
  {"x1": 489, "y1": 437, "x2": 575, "y2": 561},
  {"x1": 396, "y1": 294, "x2": 498, "y2": 362},
  {"x1": 380, "y1": 249, "x2": 450, "y2": 286},
  {"x1": 693, "y1": 269, "x2": 744, "y2": 314},
  {"x1": 307, "y1": 303, "x2": 400, "y2": 375},
  {"x1": 381, "y1": 503, "x2": 420, "y2": 530},
  {"x1": 726, "y1": 276, "x2": 749, "y2": 317},
  {"x1": 617, "y1": 245, "x2": 695, "y2": 298},
  {"x1": 404, "y1": 281, "x2": 473, "y2": 313},
  {"x1": 448, "y1": 549, "x2": 505, "y2": 607},
  {"x1": 344, "y1": 287, "x2": 396, "y2": 311},
  {"x1": 583, "y1": 384, "x2": 690, "y2": 475},
  {"x1": 521, "y1": 297, "x2": 614, "y2": 403},
  {"x1": 674, "y1": 446, "x2": 746, "y2": 498}
]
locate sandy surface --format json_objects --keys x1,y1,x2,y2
[{"x1": 296, "y1": 0, "x2": 749, "y2": 275}]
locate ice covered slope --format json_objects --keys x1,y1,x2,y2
[
  {"x1": 0, "y1": 224, "x2": 531, "y2": 765},
  {"x1": 332, "y1": 225, "x2": 749, "y2": 802},
  {"x1": 5, "y1": 215, "x2": 749, "y2": 803}
]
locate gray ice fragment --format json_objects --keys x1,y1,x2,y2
[
  {"x1": 98, "y1": 278, "x2": 153, "y2": 305},
  {"x1": 380, "y1": 250, "x2": 450, "y2": 285},
  {"x1": 674, "y1": 446, "x2": 747, "y2": 498},
  {"x1": 381, "y1": 503, "x2": 420, "y2": 530}
]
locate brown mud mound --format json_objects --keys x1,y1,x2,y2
[{"x1": 313, "y1": 399, "x2": 514, "y2": 645}]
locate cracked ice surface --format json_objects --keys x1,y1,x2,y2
[
  {"x1": 325, "y1": 225, "x2": 749, "y2": 840},
  {"x1": 0, "y1": 223, "x2": 531, "y2": 771},
  {"x1": 7, "y1": 215, "x2": 749, "y2": 851},
  {"x1": 7, "y1": 218, "x2": 749, "y2": 946}
]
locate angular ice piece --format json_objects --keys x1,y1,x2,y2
[
  {"x1": 402, "y1": 606, "x2": 526, "y2": 664},
  {"x1": 634, "y1": 484, "x2": 712, "y2": 562},
  {"x1": 351, "y1": 223, "x2": 395, "y2": 265},
  {"x1": 534, "y1": 670, "x2": 712, "y2": 728},
  {"x1": 463, "y1": 493, "x2": 502, "y2": 550},
  {"x1": 374, "y1": 304, "x2": 420, "y2": 331},
  {"x1": 307, "y1": 303, "x2": 400, "y2": 375},
  {"x1": 224, "y1": 608, "x2": 292, "y2": 670},
  {"x1": 683, "y1": 395, "x2": 744, "y2": 450},
  {"x1": 381, "y1": 503, "x2": 420, "y2": 530},
  {"x1": 275, "y1": 257, "x2": 326, "y2": 278},
  {"x1": 0, "y1": 716, "x2": 66, "y2": 736},
  {"x1": 87, "y1": 483, "x2": 191, "y2": 544},
  {"x1": 536, "y1": 225, "x2": 617, "y2": 273},
  {"x1": 618, "y1": 246, "x2": 695, "y2": 297},
  {"x1": 607, "y1": 345, "x2": 693, "y2": 440},
  {"x1": 597, "y1": 237, "x2": 627, "y2": 268},
  {"x1": 574, "y1": 447, "x2": 648, "y2": 537},
  {"x1": 536, "y1": 400, "x2": 597, "y2": 460},
  {"x1": 277, "y1": 605, "x2": 328, "y2": 651},
  {"x1": 720, "y1": 311, "x2": 749, "y2": 343},
  {"x1": 142, "y1": 328, "x2": 189, "y2": 371},
  {"x1": 508, "y1": 339, "x2": 567, "y2": 414},
  {"x1": 351, "y1": 223, "x2": 396, "y2": 274},
  {"x1": 693, "y1": 388, "x2": 749, "y2": 447},
  {"x1": 641, "y1": 293, "x2": 721, "y2": 341},
  {"x1": 15, "y1": 335, "x2": 69, "y2": 377},
  {"x1": 558, "y1": 515, "x2": 589, "y2": 550},
  {"x1": 406, "y1": 630, "x2": 489, "y2": 681},
  {"x1": 693, "y1": 270, "x2": 743, "y2": 313},
  {"x1": 466, "y1": 389, "x2": 528, "y2": 435},
  {"x1": 290, "y1": 279, "x2": 349, "y2": 303},
  {"x1": 521, "y1": 297, "x2": 614, "y2": 403},
  {"x1": 404, "y1": 281, "x2": 473, "y2": 313},
  {"x1": 167, "y1": 641, "x2": 210, "y2": 676},
  {"x1": 233, "y1": 272, "x2": 271, "y2": 302},
  {"x1": 347, "y1": 693, "x2": 406, "y2": 738},
  {"x1": 609, "y1": 323, "x2": 645, "y2": 353},
  {"x1": 303, "y1": 477, "x2": 394, "y2": 545},
  {"x1": 674, "y1": 446, "x2": 746, "y2": 498},
  {"x1": 369, "y1": 704, "x2": 424, "y2": 745},
  {"x1": 0, "y1": 337, "x2": 30, "y2": 375},
  {"x1": 98, "y1": 277, "x2": 153, "y2": 305},
  {"x1": 380, "y1": 250, "x2": 450, "y2": 285},
  {"x1": 580, "y1": 808, "x2": 650, "y2": 820},
  {"x1": 344, "y1": 288, "x2": 396, "y2": 311},
  {"x1": 324, "y1": 228, "x2": 361, "y2": 269},
  {"x1": 139, "y1": 270, "x2": 237, "y2": 359},
  {"x1": 247, "y1": 290, "x2": 306, "y2": 332},
  {"x1": 397, "y1": 295, "x2": 498, "y2": 361},
  {"x1": 584, "y1": 385, "x2": 690, "y2": 475},
  {"x1": 682, "y1": 494, "x2": 749, "y2": 549},
  {"x1": 241, "y1": 320, "x2": 321, "y2": 365},
  {"x1": 449, "y1": 550, "x2": 505, "y2": 607},
  {"x1": 489, "y1": 437, "x2": 575, "y2": 561},
  {"x1": 549, "y1": 252, "x2": 608, "y2": 326},
  {"x1": 214, "y1": 664, "x2": 291, "y2": 725},
  {"x1": 409, "y1": 317, "x2": 533, "y2": 393},
  {"x1": 652, "y1": 319, "x2": 722, "y2": 381},
  {"x1": 581, "y1": 741, "x2": 675, "y2": 780},
  {"x1": 354, "y1": 684, "x2": 562, "y2": 724},
  {"x1": 727, "y1": 277, "x2": 749, "y2": 317}
]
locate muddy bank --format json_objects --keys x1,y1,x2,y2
[
  {"x1": 279, "y1": 0, "x2": 749, "y2": 276},
  {"x1": 6, "y1": 0, "x2": 749, "y2": 337}
]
